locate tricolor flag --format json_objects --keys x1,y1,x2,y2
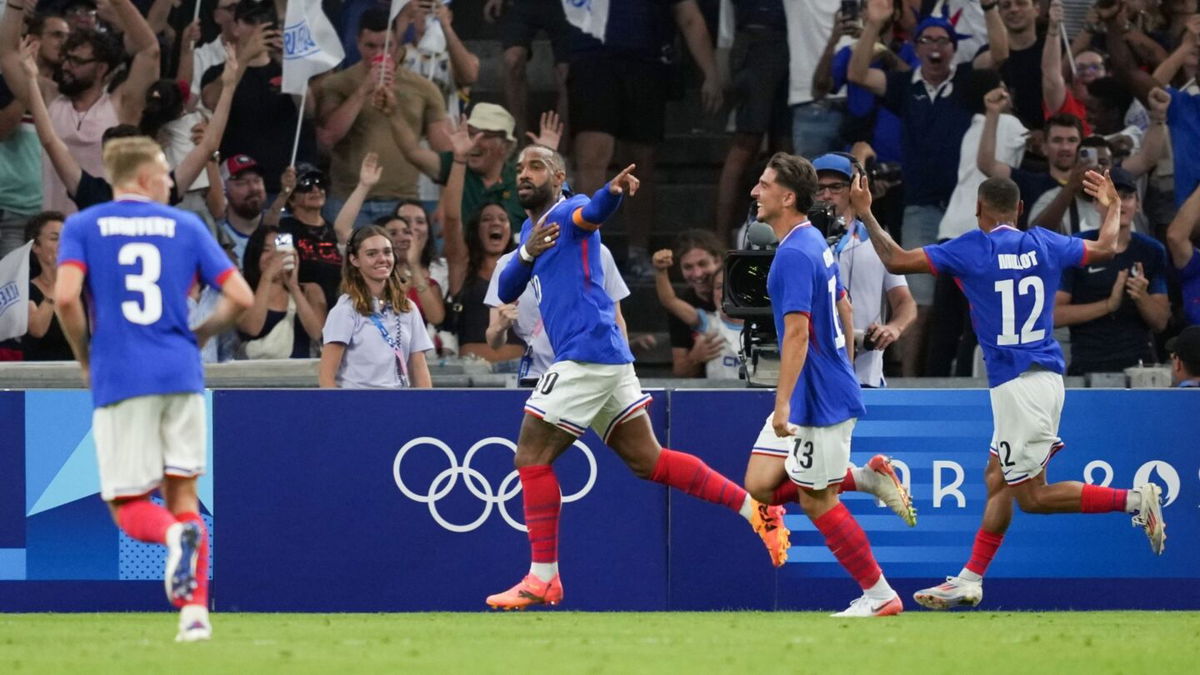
[{"x1": 281, "y1": 0, "x2": 345, "y2": 95}]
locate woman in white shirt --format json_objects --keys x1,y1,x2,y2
[{"x1": 319, "y1": 225, "x2": 434, "y2": 389}]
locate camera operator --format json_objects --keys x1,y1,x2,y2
[{"x1": 813, "y1": 153, "x2": 916, "y2": 387}]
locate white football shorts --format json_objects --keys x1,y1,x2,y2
[
  {"x1": 988, "y1": 368, "x2": 1065, "y2": 485},
  {"x1": 524, "y1": 361, "x2": 652, "y2": 443},
  {"x1": 752, "y1": 414, "x2": 855, "y2": 490},
  {"x1": 93, "y1": 393, "x2": 207, "y2": 501}
]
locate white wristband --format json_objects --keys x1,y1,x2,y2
[{"x1": 518, "y1": 244, "x2": 534, "y2": 263}]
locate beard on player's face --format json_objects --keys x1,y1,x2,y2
[{"x1": 517, "y1": 175, "x2": 556, "y2": 210}]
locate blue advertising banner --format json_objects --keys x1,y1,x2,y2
[
  {"x1": 668, "y1": 389, "x2": 1200, "y2": 611},
  {"x1": 213, "y1": 389, "x2": 670, "y2": 612}
]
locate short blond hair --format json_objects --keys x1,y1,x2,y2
[{"x1": 102, "y1": 136, "x2": 166, "y2": 188}]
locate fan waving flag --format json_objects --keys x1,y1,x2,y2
[
  {"x1": 282, "y1": 0, "x2": 345, "y2": 95},
  {"x1": 0, "y1": 241, "x2": 32, "y2": 341},
  {"x1": 562, "y1": 0, "x2": 609, "y2": 43}
]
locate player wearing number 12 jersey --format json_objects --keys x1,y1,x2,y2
[
  {"x1": 854, "y1": 172, "x2": 1167, "y2": 611},
  {"x1": 54, "y1": 137, "x2": 253, "y2": 641}
]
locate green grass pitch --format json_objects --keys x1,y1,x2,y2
[{"x1": 3, "y1": 612, "x2": 1198, "y2": 673}]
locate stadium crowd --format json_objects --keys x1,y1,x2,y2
[{"x1": 0, "y1": 0, "x2": 1197, "y2": 386}]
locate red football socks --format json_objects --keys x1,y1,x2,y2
[
  {"x1": 651, "y1": 449, "x2": 747, "y2": 512},
  {"x1": 771, "y1": 481, "x2": 799, "y2": 505},
  {"x1": 839, "y1": 467, "x2": 857, "y2": 493},
  {"x1": 115, "y1": 499, "x2": 176, "y2": 544},
  {"x1": 175, "y1": 511, "x2": 210, "y2": 607},
  {"x1": 519, "y1": 465, "x2": 561, "y2": 563},
  {"x1": 812, "y1": 503, "x2": 883, "y2": 590},
  {"x1": 1080, "y1": 484, "x2": 1128, "y2": 513},
  {"x1": 964, "y1": 529, "x2": 1005, "y2": 577}
]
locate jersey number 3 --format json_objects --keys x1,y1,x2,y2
[
  {"x1": 994, "y1": 277, "x2": 1045, "y2": 346},
  {"x1": 119, "y1": 243, "x2": 163, "y2": 325}
]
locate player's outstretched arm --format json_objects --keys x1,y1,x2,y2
[
  {"x1": 571, "y1": 165, "x2": 637, "y2": 232},
  {"x1": 1081, "y1": 170, "x2": 1120, "y2": 263},
  {"x1": 194, "y1": 271, "x2": 253, "y2": 348},
  {"x1": 850, "y1": 174, "x2": 931, "y2": 274},
  {"x1": 54, "y1": 263, "x2": 90, "y2": 380}
]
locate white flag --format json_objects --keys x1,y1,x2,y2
[
  {"x1": 388, "y1": 0, "x2": 411, "y2": 25},
  {"x1": 0, "y1": 241, "x2": 33, "y2": 342},
  {"x1": 282, "y1": 0, "x2": 345, "y2": 95},
  {"x1": 562, "y1": 0, "x2": 609, "y2": 43}
]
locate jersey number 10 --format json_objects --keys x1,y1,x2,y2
[
  {"x1": 994, "y1": 277, "x2": 1046, "y2": 346},
  {"x1": 119, "y1": 243, "x2": 163, "y2": 325}
]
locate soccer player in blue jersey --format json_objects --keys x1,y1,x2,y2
[
  {"x1": 852, "y1": 171, "x2": 1167, "y2": 611},
  {"x1": 744, "y1": 153, "x2": 903, "y2": 618},
  {"x1": 484, "y1": 145, "x2": 791, "y2": 610},
  {"x1": 54, "y1": 137, "x2": 254, "y2": 640}
]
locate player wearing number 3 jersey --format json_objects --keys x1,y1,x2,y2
[
  {"x1": 855, "y1": 171, "x2": 1167, "y2": 611},
  {"x1": 55, "y1": 137, "x2": 253, "y2": 641}
]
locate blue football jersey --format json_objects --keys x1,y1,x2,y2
[
  {"x1": 58, "y1": 197, "x2": 236, "y2": 407},
  {"x1": 768, "y1": 223, "x2": 865, "y2": 426},
  {"x1": 924, "y1": 225, "x2": 1087, "y2": 387},
  {"x1": 520, "y1": 195, "x2": 633, "y2": 365}
]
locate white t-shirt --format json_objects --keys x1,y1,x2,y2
[
  {"x1": 699, "y1": 310, "x2": 745, "y2": 380},
  {"x1": 836, "y1": 222, "x2": 908, "y2": 387},
  {"x1": 783, "y1": 0, "x2": 844, "y2": 105},
  {"x1": 946, "y1": 0, "x2": 988, "y2": 67},
  {"x1": 483, "y1": 244, "x2": 630, "y2": 379},
  {"x1": 323, "y1": 295, "x2": 434, "y2": 388},
  {"x1": 191, "y1": 38, "x2": 229, "y2": 104},
  {"x1": 159, "y1": 110, "x2": 209, "y2": 192},
  {"x1": 939, "y1": 112, "x2": 1028, "y2": 240},
  {"x1": 1027, "y1": 188, "x2": 1102, "y2": 234}
]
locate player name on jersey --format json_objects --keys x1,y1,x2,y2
[
  {"x1": 997, "y1": 251, "x2": 1039, "y2": 270},
  {"x1": 97, "y1": 216, "x2": 177, "y2": 238}
]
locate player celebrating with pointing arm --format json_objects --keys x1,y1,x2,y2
[
  {"x1": 55, "y1": 137, "x2": 254, "y2": 641},
  {"x1": 851, "y1": 171, "x2": 1167, "y2": 611},
  {"x1": 484, "y1": 145, "x2": 789, "y2": 610}
]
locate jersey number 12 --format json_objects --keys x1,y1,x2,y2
[
  {"x1": 994, "y1": 277, "x2": 1045, "y2": 346},
  {"x1": 119, "y1": 243, "x2": 163, "y2": 325}
]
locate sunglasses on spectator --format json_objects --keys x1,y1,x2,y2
[
  {"x1": 63, "y1": 54, "x2": 99, "y2": 67},
  {"x1": 295, "y1": 177, "x2": 326, "y2": 193},
  {"x1": 916, "y1": 36, "x2": 952, "y2": 46},
  {"x1": 817, "y1": 182, "x2": 849, "y2": 195}
]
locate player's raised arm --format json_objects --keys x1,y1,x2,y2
[
  {"x1": 850, "y1": 173, "x2": 931, "y2": 274},
  {"x1": 571, "y1": 164, "x2": 638, "y2": 232},
  {"x1": 1080, "y1": 170, "x2": 1121, "y2": 263}
]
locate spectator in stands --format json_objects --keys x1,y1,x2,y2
[
  {"x1": 975, "y1": 0, "x2": 1044, "y2": 130},
  {"x1": 814, "y1": 153, "x2": 917, "y2": 386},
  {"x1": 440, "y1": 130, "x2": 521, "y2": 362},
  {"x1": 0, "y1": 0, "x2": 160, "y2": 214},
  {"x1": 659, "y1": 229, "x2": 725, "y2": 377},
  {"x1": 1056, "y1": 167, "x2": 1171, "y2": 375},
  {"x1": 1030, "y1": 134, "x2": 1114, "y2": 232},
  {"x1": 188, "y1": 0, "x2": 238, "y2": 96},
  {"x1": 319, "y1": 225, "x2": 435, "y2": 388},
  {"x1": 201, "y1": 0, "x2": 316, "y2": 196},
  {"x1": 61, "y1": 0, "x2": 98, "y2": 32},
  {"x1": 21, "y1": 211, "x2": 74, "y2": 360},
  {"x1": 13, "y1": 39, "x2": 243, "y2": 211},
  {"x1": 318, "y1": 7, "x2": 451, "y2": 229},
  {"x1": 385, "y1": 203, "x2": 445, "y2": 326},
  {"x1": 784, "y1": 0, "x2": 850, "y2": 159},
  {"x1": 396, "y1": 0, "x2": 480, "y2": 213},
  {"x1": 713, "y1": 0, "x2": 789, "y2": 244},
  {"x1": 237, "y1": 225, "x2": 326, "y2": 359},
  {"x1": 1166, "y1": 182, "x2": 1200, "y2": 325},
  {"x1": 28, "y1": 11, "x2": 70, "y2": 82},
  {"x1": 849, "y1": 0, "x2": 1007, "y2": 376},
  {"x1": 217, "y1": 154, "x2": 267, "y2": 267},
  {"x1": 484, "y1": 0, "x2": 569, "y2": 142},
  {"x1": 278, "y1": 157, "x2": 378, "y2": 312},
  {"x1": 0, "y1": 72, "x2": 41, "y2": 258},
  {"x1": 568, "y1": 0, "x2": 722, "y2": 279},
  {"x1": 651, "y1": 248, "x2": 743, "y2": 379},
  {"x1": 1167, "y1": 325, "x2": 1200, "y2": 386},
  {"x1": 930, "y1": 73, "x2": 1025, "y2": 376},
  {"x1": 390, "y1": 102, "x2": 558, "y2": 231}
]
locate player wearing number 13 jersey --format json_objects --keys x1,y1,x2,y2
[
  {"x1": 855, "y1": 173, "x2": 1166, "y2": 612},
  {"x1": 55, "y1": 138, "x2": 253, "y2": 641}
]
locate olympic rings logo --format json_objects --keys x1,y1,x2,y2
[{"x1": 392, "y1": 436, "x2": 598, "y2": 533}]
